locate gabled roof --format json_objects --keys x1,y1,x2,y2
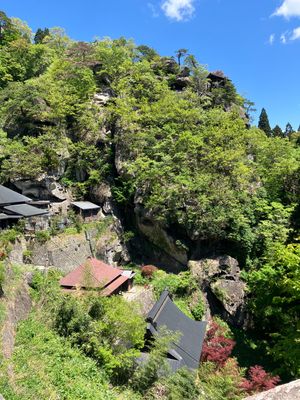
[
  {"x1": 0, "y1": 185, "x2": 31, "y2": 206},
  {"x1": 71, "y1": 201, "x2": 100, "y2": 211},
  {"x1": 147, "y1": 290, "x2": 207, "y2": 370},
  {"x1": 4, "y1": 204, "x2": 48, "y2": 217},
  {"x1": 60, "y1": 257, "x2": 126, "y2": 290}
]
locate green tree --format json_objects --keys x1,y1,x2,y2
[
  {"x1": 258, "y1": 108, "x2": 272, "y2": 136},
  {"x1": 34, "y1": 27, "x2": 49, "y2": 44},
  {"x1": 272, "y1": 125, "x2": 283, "y2": 137},
  {"x1": 284, "y1": 122, "x2": 294, "y2": 138},
  {"x1": 247, "y1": 242, "x2": 300, "y2": 378},
  {"x1": 175, "y1": 48, "x2": 188, "y2": 66}
]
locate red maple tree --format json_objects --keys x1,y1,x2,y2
[
  {"x1": 240, "y1": 365, "x2": 280, "y2": 394},
  {"x1": 201, "y1": 320, "x2": 235, "y2": 367}
]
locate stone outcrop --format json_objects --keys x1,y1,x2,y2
[
  {"x1": 188, "y1": 255, "x2": 247, "y2": 326},
  {"x1": 1, "y1": 276, "x2": 32, "y2": 359},
  {"x1": 135, "y1": 204, "x2": 188, "y2": 270},
  {"x1": 95, "y1": 218, "x2": 130, "y2": 265},
  {"x1": 13, "y1": 175, "x2": 72, "y2": 203},
  {"x1": 29, "y1": 232, "x2": 93, "y2": 273},
  {"x1": 244, "y1": 380, "x2": 300, "y2": 400}
]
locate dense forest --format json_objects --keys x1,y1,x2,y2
[{"x1": 0, "y1": 10, "x2": 299, "y2": 400}]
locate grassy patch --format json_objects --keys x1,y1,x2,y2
[{"x1": 0, "y1": 317, "x2": 115, "y2": 400}]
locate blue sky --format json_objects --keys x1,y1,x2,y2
[{"x1": 2, "y1": 0, "x2": 300, "y2": 130}]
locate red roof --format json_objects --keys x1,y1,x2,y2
[
  {"x1": 60, "y1": 258, "x2": 124, "y2": 290},
  {"x1": 101, "y1": 275, "x2": 128, "y2": 296}
]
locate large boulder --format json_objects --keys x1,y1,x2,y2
[
  {"x1": 13, "y1": 175, "x2": 72, "y2": 202},
  {"x1": 189, "y1": 255, "x2": 240, "y2": 286},
  {"x1": 244, "y1": 379, "x2": 300, "y2": 400},
  {"x1": 188, "y1": 255, "x2": 247, "y2": 327}
]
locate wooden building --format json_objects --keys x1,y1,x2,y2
[
  {"x1": 138, "y1": 290, "x2": 207, "y2": 371},
  {"x1": 0, "y1": 185, "x2": 49, "y2": 230},
  {"x1": 60, "y1": 257, "x2": 135, "y2": 296},
  {"x1": 71, "y1": 201, "x2": 101, "y2": 221}
]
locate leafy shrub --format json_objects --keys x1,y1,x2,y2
[
  {"x1": 0, "y1": 228, "x2": 20, "y2": 244},
  {"x1": 190, "y1": 296, "x2": 205, "y2": 321},
  {"x1": 201, "y1": 320, "x2": 236, "y2": 368},
  {"x1": 162, "y1": 368, "x2": 200, "y2": 400},
  {"x1": 0, "y1": 318, "x2": 115, "y2": 400},
  {"x1": 133, "y1": 270, "x2": 148, "y2": 285},
  {"x1": 152, "y1": 270, "x2": 195, "y2": 298},
  {"x1": 35, "y1": 230, "x2": 50, "y2": 243},
  {"x1": 240, "y1": 365, "x2": 280, "y2": 395},
  {"x1": 198, "y1": 359, "x2": 243, "y2": 400}
]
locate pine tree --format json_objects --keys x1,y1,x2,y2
[
  {"x1": 284, "y1": 122, "x2": 294, "y2": 138},
  {"x1": 258, "y1": 108, "x2": 272, "y2": 136},
  {"x1": 272, "y1": 125, "x2": 283, "y2": 137},
  {"x1": 34, "y1": 27, "x2": 49, "y2": 44}
]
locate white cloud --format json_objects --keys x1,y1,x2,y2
[
  {"x1": 291, "y1": 26, "x2": 300, "y2": 39},
  {"x1": 161, "y1": 0, "x2": 195, "y2": 21},
  {"x1": 269, "y1": 33, "x2": 275, "y2": 44},
  {"x1": 273, "y1": 0, "x2": 300, "y2": 18},
  {"x1": 148, "y1": 2, "x2": 159, "y2": 18},
  {"x1": 280, "y1": 32, "x2": 287, "y2": 43}
]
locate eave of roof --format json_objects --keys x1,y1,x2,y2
[
  {"x1": 0, "y1": 185, "x2": 31, "y2": 206},
  {"x1": 71, "y1": 201, "x2": 100, "y2": 210},
  {"x1": 4, "y1": 204, "x2": 49, "y2": 217}
]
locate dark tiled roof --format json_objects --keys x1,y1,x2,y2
[
  {"x1": 147, "y1": 290, "x2": 207, "y2": 370},
  {"x1": 0, "y1": 185, "x2": 31, "y2": 206},
  {"x1": 0, "y1": 212, "x2": 22, "y2": 220},
  {"x1": 71, "y1": 201, "x2": 100, "y2": 210},
  {"x1": 4, "y1": 204, "x2": 48, "y2": 217}
]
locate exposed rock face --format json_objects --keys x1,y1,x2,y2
[
  {"x1": 93, "y1": 92, "x2": 111, "y2": 106},
  {"x1": 135, "y1": 204, "x2": 188, "y2": 270},
  {"x1": 91, "y1": 181, "x2": 114, "y2": 215},
  {"x1": 188, "y1": 255, "x2": 247, "y2": 327},
  {"x1": 30, "y1": 232, "x2": 93, "y2": 273},
  {"x1": 95, "y1": 219, "x2": 130, "y2": 265},
  {"x1": 8, "y1": 237, "x2": 27, "y2": 265},
  {"x1": 2, "y1": 278, "x2": 32, "y2": 359},
  {"x1": 244, "y1": 380, "x2": 300, "y2": 400},
  {"x1": 13, "y1": 175, "x2": 72, "y2": 203}
]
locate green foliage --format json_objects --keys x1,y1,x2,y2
[
  {"x1": 35, "y1": 230, "x2": 50, "y2": 243},
  {"x1": 258, "y1": 108, "x2": 272, "y2": 137},
  {"x1": 161, "y1": 368, "x2": 200, "y2": 400},
  {"x1": 0, "y1": 317, "x2": 115, "y2": 400},
  {"x1": 198, "y1": 360, "x2": 243, "y2": 400},
  {"x1": 247, "y1": 242, "x2": 300, "y2": 378},
  {"x1": 53, "y1": 293, "x2": 146, "y2": 381},
  {"x1": 151, "y1": 270, "x2": 195, "y2": 298},
  {"x1": 190, "y1": 295, "x2": 205, "y2": 321},
  {"x1": 131, "y1": 327, "x2": 178, "y2": 394}
]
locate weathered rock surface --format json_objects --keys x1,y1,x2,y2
[
  {"x1": 91, "y1": 181, "x2": 114, "y2": 215},
  {"x1": 189, "y1": 255, "x2": 240, "y2": 285},
  {"x1": 134, "y1": 203, "x2": 188, "y2": 269},
  {"x1": 30, "y1": 232, "x2": 93, "y2": 273},
  {"x1": 8, "y1": 237, "x2": 27, "y2": 265},
  {"x1": 95, "y1": 219, "x2": 130, "y2": 265},
  {"x1": 13, "y1": 175, "x2": 72, "y2": 202},
  {"x1": 244, "y1": 380, "x2": 300, "y2": 400},
  {"x1": 1, "y1": 277, "x2": 32, "y2": 359},
  {"x1": 188, "y1": 255, "x2": 247, "y2": 326}
]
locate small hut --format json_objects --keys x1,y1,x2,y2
[{"x1": 71, "y1": 201, "x2": 101, "y2": 221}]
